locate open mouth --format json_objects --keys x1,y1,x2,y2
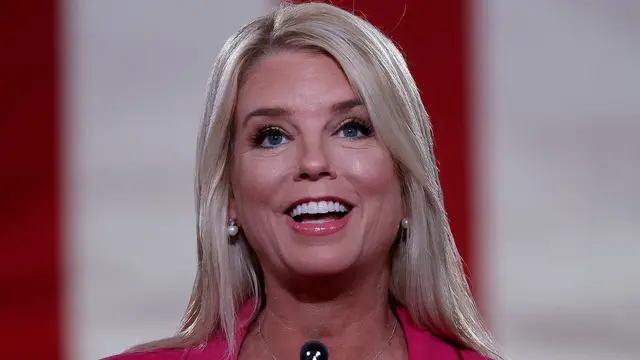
[{"x1": 287, "y1": 200, "x2": 353, "y2": 224}]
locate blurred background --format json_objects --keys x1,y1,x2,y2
[{"x1": 1, "y1": 0, "x2": 638, "y2": 359}]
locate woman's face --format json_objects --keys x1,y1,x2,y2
[{"x1": 230, "y1": 51, "x2": 403, "y2": 277}]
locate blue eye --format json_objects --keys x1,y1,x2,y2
[
  {"x1": 337, "y1": 120, "x2": 372, "y2": 139},
  {"x1": 253, "y1": 127, "x2": 289, "y2": 148}
]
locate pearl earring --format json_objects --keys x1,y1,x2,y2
[
  {"x1": 401, "y1": 218, "x2": 409, "y2": 229},
  {"x1": 227, "y1": 219, "x2": 239, "y2": 236}
]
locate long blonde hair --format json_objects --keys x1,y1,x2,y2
[{"x1": 131, "y1": 2, "x2": 502, "y2": 359}]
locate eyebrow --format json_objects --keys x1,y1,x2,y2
[
  {"x1": 243, "y1": 107, "x2": 290, "y2": 127},
  {"x1": 242, "y1": 98, "x2": 364, "y2": 127},
  {"x1": 331, "y1": 98, "x2": 364, "y2": 113}
]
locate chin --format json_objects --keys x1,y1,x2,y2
[{"x1": 281, "y1": 241, "x2": 362, "y2": 277}]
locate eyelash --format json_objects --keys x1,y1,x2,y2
[
  {"x1": 251, "y1": 126, "x2": 288, "y2": 147},
  {"x1": 336, "y1": 117, "x2": 373, "y2": 137},
  {"x1": 250, "y1": 117, "x2": 374, "y2": 148}
]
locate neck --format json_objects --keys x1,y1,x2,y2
[{"x1": 257, "y1": 266, "x2": 400, "y2": 360}]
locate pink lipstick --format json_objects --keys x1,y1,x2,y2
[{"x1": 286, "y1": 211, "x2": 352, "y2": 236}]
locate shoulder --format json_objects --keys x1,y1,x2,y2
[
  {"x1": 395, "y1": 307, "x2": 494, "y2": 360},
  {"x1": 100, "y1": 348, "x2": 190, "y2": 360},
  {"x1": 100, "y1": 301, "x2": 258, "y2": 360},
  {"x1": 407, "y1": 327, "x2": 494, "y2": 360},
  {"x1": 457, "y1": 348, "x2": 493, "y2": 360},
  {"x1": 100, "y1": 340, "x2": 230, "y2": 360}
]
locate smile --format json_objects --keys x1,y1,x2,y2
[{"x1": 285, "y1": 199, "x2": 353, "y2": 236}]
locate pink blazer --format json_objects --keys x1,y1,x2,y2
[{"x1": 103, "y1": 300, "x2": 490, "y2": 360}]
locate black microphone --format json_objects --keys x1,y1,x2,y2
[{"x1": 300, "y1": 340, "x2": 329, "y2": 360}]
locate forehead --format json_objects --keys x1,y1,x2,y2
[{"x1": 236, "y1": 51, "x2": 357, "y2": 116}]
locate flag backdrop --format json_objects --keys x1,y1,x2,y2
[{"x1": 1, "y1": 1, "x2": 638, "y2": 359}]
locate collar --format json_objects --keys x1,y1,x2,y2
[{"x1": 221, "y1": 298, "x2": 457, "y2": 360}]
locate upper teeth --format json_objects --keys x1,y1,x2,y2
[{"x1": 290, "y1": 201, "x2": 349, "y2": 217}]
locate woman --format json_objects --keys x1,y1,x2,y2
[{"x1": 105, "y1": 2, "x2": 503, "y2": 360}]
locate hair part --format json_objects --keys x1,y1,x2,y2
[{"x1": 129, "y1": 2, "x2": 503, "y2": 359}]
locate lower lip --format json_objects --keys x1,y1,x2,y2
[{"x1": 286, "y1": 211, "x2": 353, "y2": 236}]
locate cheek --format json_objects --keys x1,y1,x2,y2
[
  {"x1": 336, "y1": 146, "x2": 401, "y2": 198},
  {"x1": 336, "y1": 146, "x2": 403, "y2": 250},
  {"x1": 232, "y1": 151, "x2": 292, "y2": 215}
]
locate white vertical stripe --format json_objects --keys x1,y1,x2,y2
[
  {"x1": 478, "y1": 0, "x2": 640, "y2": 359},
  {"x1": 65, "y1": 1, "x2": 270, "y2": 359}
]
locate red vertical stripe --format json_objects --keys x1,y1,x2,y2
[
  {"x1": 0, "y1": 1, "x2": 62, "y2": 359},
  {"x1": 289, "y1": 1, "x2": 476, "y2": 289}
]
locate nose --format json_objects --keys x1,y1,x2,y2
[{"x1": 294, "y1": 137, "x2": 336, "y2": 181}]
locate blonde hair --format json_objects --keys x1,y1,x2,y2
[{"x1": 131, "y1": 2, "x2": 502, "y2": 359}]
